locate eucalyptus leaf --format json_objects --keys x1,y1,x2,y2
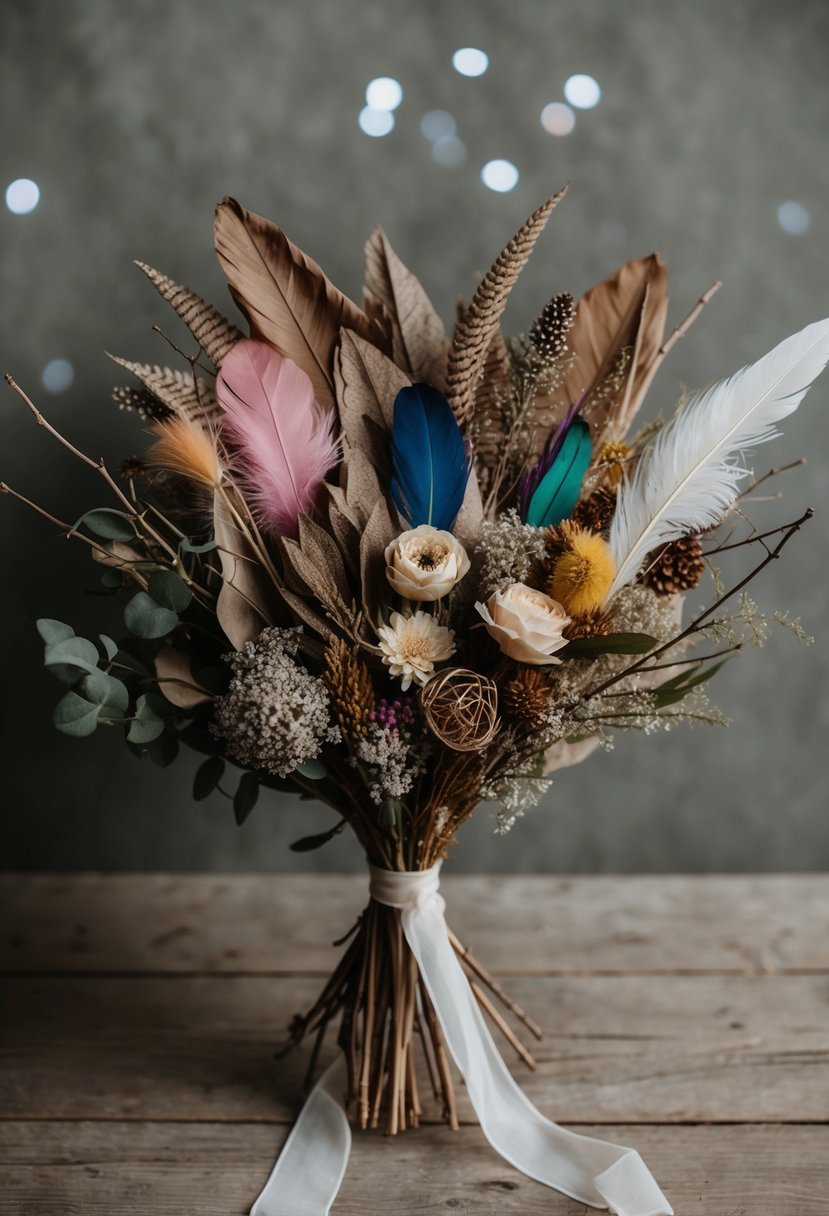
[
  {"x1": 36, "y1": 619, "x2": 75, "y2": 645},
  {"x1": 124, "y1": 592, "x2": 179, "y2": 640},
  {"x1": 53, "y1": 691, "x2": 101, "y2": 737},
  {"x1": 44, "y1": 636, "x2": 102, "y2": 683},
  {"x1": 149, "y1": 569, "x2": 193, "y2": 613},
  {"x1": 563, "y1": 632, "x2": 659, "y2": 658},
  {"x1": 289, "y1": 819, "x2": 346, "y2": 852},
  {"x1": 126, "y1": 694, "x2": 165, "y2": 744},
  {"x1": 73, "y1": 507, "x2": 136, "y2": 541},
  {"x1": 80, "y1": 669, "x2": 130, "y2": 713},
  {"x1": 100, "y1": 569, "x2": 124, "y2": 589},
  {"x1": 295, "y1": 758, "x2": 328, "y2": 780},
  {"x1": 180, "y1": 536, "x2": 217, "y2": 554},
  {"x1": 233, "y1": 772, "x2": 260, "y2": 825},
  {"x1": 99, "y1": 634, "x2": 119, "y2": 661},
  {"x1": 193, "y1": 755, "x2": 225, "y2": 801}
]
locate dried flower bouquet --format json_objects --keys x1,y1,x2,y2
[{"x1": 5, "y1": 187, "x2": 825, "y2": 1148}]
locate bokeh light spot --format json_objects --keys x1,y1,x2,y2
[
  {"x1": 453, "y1": 47, "x2": 489, "y2": 77},
  {"x1": 777, "y1": 201, "x2": 810, "y2": 235},
  {"x1": 420, "y1": 110, "x2": 457, "y2": 142},
  {"x1": 365, "y1": 77, "x2": 403, "y2": 111},
  {"x1": 540, "y1": 102, "x2": 576, "y2": 136},
  {"x1": 563, "y1": 74, "x2": 601, "y2": 109},
  {"x1": 42, "y1": 359, "x2": 74, "y2": 394},
  {"x1": 432, "y1": 136, "x2": 467, "y2": 168},
  {"x1": 481, "y1": 159, "x2": 519, "y2": 193},
  {"x1": 358, "y1": 107, "x2": 395, "y2": 137},
  {"x1": 5, "y1": 178, "x2": 40, "y2": 214}
]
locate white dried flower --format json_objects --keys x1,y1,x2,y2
[
  {"x1": 476, "y1": 583, "x2": 570, "y2": 665},
  {"x1": 377, "y1": 611, "x2": 455, "y2": 691},
  {"x1": 354, "y1": 721, "x2": 427, "y2": 805},
  {"x1": 385, "y1": 525, "x2": 470, "y2": 601},
  {"x1": 475, "y1": 510, "x2": 547, "y2": 598},
  {"x1": 212, "y1": 627, "x2": 339, "y2": 777}
]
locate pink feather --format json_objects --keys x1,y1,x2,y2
[{"x1": 216, "y1": 338, "x2": 341, "y2": 538}]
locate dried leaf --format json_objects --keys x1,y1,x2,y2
[
  {"x1": 360, "y1": 496, "x2": 398, "y2": 629},
  {"x1": 363, "y1": 228, "x2": 448, "y2": 386},
  {"x1": 453, "y1": 465, "x2": 485, "y2": 550},
  {"x1": 134, "y1": 262, "x2": 242, "y2": 366},
  {"x1": 296, "y1": 514, "x2": 353, "y2": 605},
  {"x1": 342, "y1": 446, "x2": 385, "y2": 529},
  {"x1": 214, "y1": 197, "x2": 386, "y2": 406},
  {"x1": 336, "y1": 328, "x2": 410, "y2": 445},
  {"x1": 277, "y1": 584, "x2": 337, "y2": 644},
  {"x1": 154, "y1": 644, "x2": 212, "y2": 709},
  {"x1": 213, "y1": 492, "x2": 272, "y2": 648},
  {"x1": 445, "y1": 186, "x2": 569, "y2": 427},
  {"x1": 558, "y1": 254, "x2": 668, "y2": 446},
  {"x1": 108, "y1": 355, "x2": 219, "y2": 422}
]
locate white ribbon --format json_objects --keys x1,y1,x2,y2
[{"x1": 251, "y1": 864, "x2": 673, "y2": 1216}]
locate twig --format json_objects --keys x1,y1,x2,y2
[
  {"x1": 650, "y1": 280, "x2": 722, "y2": 373},
  {"x1": 470, "y1": 980, "x2": 536, "y2": 1069},
  {"x1": 736, "y1": 458, "x2": 806, "y2": 501},
  {"x1": 449, "y1": 930, "x2": 542, "y2": 1039},
  {"x1": 576, "y1": 507, "x2": 813, "y2": 708}
]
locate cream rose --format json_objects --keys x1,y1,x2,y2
[
  {"x1": 476, "y1": 583, "x2": 571, "y2": 665},
  {"x1": 385, "y1": 525, "x2": 470, "y2": 602}
]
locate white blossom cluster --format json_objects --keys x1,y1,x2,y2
[
  {"x1": 354, "y1": 722, "x2": 426, "y2": 806},
  {"x1": 212, "y1": 627, "x2": 339, "y2": 777},
  {"x1": 481, "y1": 759, "x2": 553, "y2": 835},
  {"x1": 475, "y1": 510, "x2": 547, "y2": 598}
]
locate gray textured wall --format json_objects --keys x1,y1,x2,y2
[{"x1": 1, "y1": 0, "x2": 827, "y2": 873}]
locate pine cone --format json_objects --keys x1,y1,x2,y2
[
  {"x1": 501, "y1": 668, "x2": 553, "y2": 732},
  {"x1": 641, "y1": 534, "x2": 705, "y2": 597},
  {"x1": 563, "y1": 607, "x2": 613, "y2": 640},
  {"x1": 572, "y1": 486, "x2": 617, "y2": 534}
]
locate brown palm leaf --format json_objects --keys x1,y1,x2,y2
[
  {"x1": 555, "y1": 253, "x2": 668, "y2": 447},
  {"x1": 445, "y1": 185, "x2": 569, "y2": 428},
  {"x1": 363, "y1": 227, "x2": 448, "y2": 386},
  {"x1": 134, "y1": 261, "x2": 242, "y2": 366},
  {"x1": 214, "y1": 197, "x2": 387, "y2": 407}
]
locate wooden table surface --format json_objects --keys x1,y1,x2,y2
[{"x1": 1, "y1": 874, "x2": 828, "y2": 1214}]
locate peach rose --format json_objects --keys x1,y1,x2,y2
[{"x1": 476, "y1": 583, "x2": 571, "y2": 665}]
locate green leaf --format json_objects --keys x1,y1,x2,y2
[
  {"x1": 180, "y1": 536, "x2": 217, "y2": 554},
  {"x1": 295, "y1": 758, "x2": 328, "y2": 780},
  {"x1": 148, "y1": 731, "x2": 180, "y2": 768},
  {"x1": 563, "y1": 632, "x2": 659, "y2": 658},
  {"x1": 73, "y1": 508, "x2": 135, "y2": 541},
  {"x1": 148, "y1": 569, "x2": 193, "y2": 613},
  {"x1": 36, "y1": 618, "x2": 75, "y2": 645},
  {"x1": 80, "y1": 669, "x2": 130, "y2": 713},
  {"x1": 100, "y1": 569, "x2": 124, "y2": 589},
  {"x1": 193, "y1": 755, "x2": 225, "y2": 801},
  {"x1": 233, "y1": 772, "x2": 260, "y2": 825},
  {"x1": 124, "y1": 592, "x2": 179, "y2": 639},
  {"x1": 289, "y1": 819, "x2": 346, "y2": 852},
  {"x1": 43, "y1": 636, "x2": 102, "y2": 683},
  {"x1": 53, "y1": 691, "x2": 101, "y2": 737},
  {"x1": 99, "y1": 634, "x2": 119, "y2": 661},
  {"x1": 126, "y1": 694, "x2": 165, "y2": 744},
  {"x1": 652, "y1": 659, "x2": 729, "y2": 708}
]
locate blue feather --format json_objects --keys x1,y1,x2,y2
[
  {"x1": 390, "y1": 384, "x2": 469, "y2": 531},
  {"x1": 524, "y1": 418, "x2": 592, "y2": 527}
]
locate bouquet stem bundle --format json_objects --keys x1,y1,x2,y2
[{"x1": 285, "y1": 893, "x2": 540, "y2": 1133}]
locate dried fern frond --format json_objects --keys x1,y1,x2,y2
[
  {"x1": 446, "y1": 186, "x2": 569, "y2": 428},
  {"x1": 134, "y1": 262, "x2": 242, "y2": 367},
  {"x1": 108, "y1": 355, "x2": 220, "y2": 423}
]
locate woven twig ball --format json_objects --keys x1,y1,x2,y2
[{"x1": 420, "y1": 668, "x2": 500, "y2": 752}]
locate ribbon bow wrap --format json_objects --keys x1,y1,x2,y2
[{"x1": 251, "y1": 864, "x2": 673, "y2": 1216}]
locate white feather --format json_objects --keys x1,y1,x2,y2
[{"x1": 608, "y1": 318, "x2": 829, "y2": 596}]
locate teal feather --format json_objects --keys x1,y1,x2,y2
[{"x1": 525, "y1": 418, "x2": 592, "y2": 527}]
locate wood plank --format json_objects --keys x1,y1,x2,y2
[
  {"x1": 1, "y1": 1120, "x2": 827, "y2": 1215},
  {"x1": 3, "y1": 974, "x2": 827, "y2": 1123},
  {"x1": 3, "y1": 874, "x2": 829, "y2": 975}
]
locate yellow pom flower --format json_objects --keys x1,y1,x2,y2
[{"x1": 549, "y1": 527, "x2": 615, "y2": 616}]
